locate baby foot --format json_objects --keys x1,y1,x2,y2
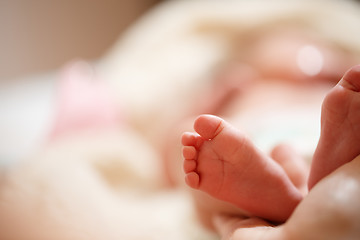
[
  {"x1": 308, "y1": 65, "x2": 360, "y2": 189},
  {"x1": 182, "y1": 115, "x2": 302, "y2": 222}
]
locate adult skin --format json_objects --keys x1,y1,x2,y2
[{"x1": 213, "y1": 154, "x2": 360, "y2": 240}]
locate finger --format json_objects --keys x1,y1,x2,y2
[
  {"x1": 213, "y1": 214, "x2": 247, "y2": 237},
  {"x1": 213, "y1": 214, "x2": 278, "y2": 240}
]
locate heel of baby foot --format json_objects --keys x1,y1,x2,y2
[{"x1": 339, "y1": 64, "x2": 360, "y2": 92}]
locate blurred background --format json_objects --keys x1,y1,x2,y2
[
  {"x1": 0, "y1": 0, "x2": 162, "y2": 164},
  {"x1": 1, "y1": 1, "x2": 360, "y2": 239},
  {"x1": 0, "y1": 0, "x2": 162, "y2": 84}
]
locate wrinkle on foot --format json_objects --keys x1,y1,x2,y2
[{"x1": 182, "y1": 115, "x2": 302, "y2": 222}]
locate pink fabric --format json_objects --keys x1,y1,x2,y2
[{"x1": 49, "y1": 61, "x2": 122, "y2": 140}]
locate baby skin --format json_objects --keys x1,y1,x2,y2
[{"x1": 181, "y1": 64, "x2": 360, "y2": 223}]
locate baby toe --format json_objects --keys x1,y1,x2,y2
[
  {"x1": 183, "y1": 159, "x2": 197, "y2": 173},
  {"x1": 194, "y1": 114, "x2": 225, "y2": 140},
  {"x1": 339, "y1": 64, "x2": 360, "y2": 92},
  {"x1": 182, "y1": 146, "x2": 197, "y2": 160},
  {"x1": 185, "y1": 172, "x2": 200, "y2": 189}
]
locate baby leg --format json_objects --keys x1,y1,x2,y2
[
  {"x1": 270, "y1": 144, "x2": 309, "y2": 195},
  {"x1": 182, "y1": 115, "x2": 303, "y2": 222},
  {"x1": 309, "y1": 65, "x2": 360, "y2": 189}
]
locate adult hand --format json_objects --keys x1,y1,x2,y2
[
  {"x1": 213, "y1": 214, "x2": 280, "y2": 240},
  {"x1": 213, "y1": 155, "x2": 360, "y2": 240}
]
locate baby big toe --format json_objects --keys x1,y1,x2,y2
[
  {"x1": 194, "y1": 114, "x2": 225, "y2": 140},
  {"x1": 339, "y1": 65, "x2": 360, "y2": 92}
]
